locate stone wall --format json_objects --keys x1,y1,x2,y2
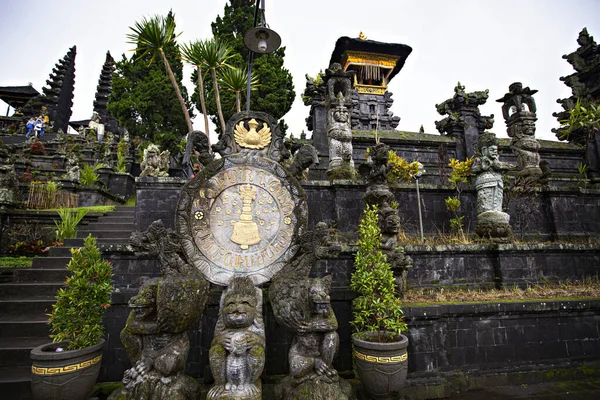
[
  {"x1": 99, "y1": 243, "x2": 600, "y2": 383},
  {"x1": 404, "y1": 300, "x2": 600, "y2": 375}
]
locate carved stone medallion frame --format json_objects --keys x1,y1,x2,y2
[{"x1": 177, "y1": 153, "x2": 307, "y2": 286}]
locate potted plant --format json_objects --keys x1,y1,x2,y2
[
  {"x1": 30, "y1": 234, "x2": 113, "y2": 400},
  {"x1": 351, "y1": 205, "x2": 409, "y2": 400}
]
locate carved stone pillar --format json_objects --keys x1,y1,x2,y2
[
  {"x1": 323, "y1": 63, "x2": 356, "y2": 179},
  {"x1": 497, "y1": 82, "x2": 543, "y2": 180},
  {"x1": 435, "y1": 83, "x2": 494, "y2": 160}
]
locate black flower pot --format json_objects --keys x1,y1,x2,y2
[
  {"x1": 30, "y1": 339, "x2": 104, "y2": 400},
  {"x1": 353, "y1": 333, "x2": 408, "y2": 400}
]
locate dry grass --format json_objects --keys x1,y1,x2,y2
[{"x1": 403, "y1": 277, "x2": 600, "y2": 305}]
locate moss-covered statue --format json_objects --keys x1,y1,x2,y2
[
  {"x1": 108, "y1": 220, "x2": 209, "y2": 400},
  {"x1": 140, "y1": 144, "x2": 170, "y2": 178},
  {"x1": 287, "y1": 144, "x2": 319, "y2": 181},
  {"x1": 324, "y1": 63, "x2": 355, "y2": 180},
  {"x1": 208, "y1": 276, "x2": 265, "y2": 400},
  {"x1": 471, "y1": 132, "x2": 514, "y2": 241},
  {"x1": 270, "y1": 223, "x2": 353, "y2": 400},
  {"x1": 0, "y1": 145, "x2": 20, "y2": 208}
]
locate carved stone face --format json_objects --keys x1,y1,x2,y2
[
  {"x1": 129, "y1": 283, "x2": 157, "y2": 319},
  {"x1": 522, "y1": 120, "x2": 535, "y2": 136},
  {"x1": 309, "y1": 278, "x2": 331, "y2": 316},
  {"x1": 224, "y1": 293, "x2": 257, "y2": 329},
  {"x1": 383, "y1": 213, "x2": 401, "y2": 234},
  {"x1": 333, "y1": 109, "x2": 348, "y2": 123},
  {"x1": 483, "y1": 145, "x2": 498, "y2": 160}
]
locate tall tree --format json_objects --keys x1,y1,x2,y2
[
  {"x1": 181, "y1": 40, "x2": 211, "y2": 139},
  {"x1": 199, "y1": 39, "x2": 233, "y2": 134},
  {"x1": 108, "y1": 14, "x2": 193, "y2": 144},
  {"x1": 127, "y1": 12, "x2": 193, "y2": 133},
  {"x1": 219, "y1": 66, "x2": 258, "y2": 113},
  {"x1": 192, "y1": 0, "x2": 295, "y2": 135}
]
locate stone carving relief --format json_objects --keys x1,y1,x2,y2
[
  {"x1": 140, "y1": 144, "x2": 170, "y2": 178},
  {"x1": 208, "y1": 276, "x2": 265, "y2": 400},
  {"x1": 471, "y1": 132, "x2": 514, "y2": 241}
]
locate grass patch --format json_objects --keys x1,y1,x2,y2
[
  {"x1": 41, "y1": 205, "x2": 116, "y2": 214},
  {"x1": 124, "y1": 196, "x2": 136, "y2": 206},
  {"x1": 403, "y1": 278, "x2": 600, "y2": 305},
  {"x1": 0, "y1": 257, "x2": 35, "y2": 269}
]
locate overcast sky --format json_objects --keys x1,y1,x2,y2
[{"x1": 1, "y1": 0, "x2": 599, "y2": 143}]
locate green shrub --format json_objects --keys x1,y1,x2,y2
[
  {"x1": 116, "y1": 139, "x2": 128, "y2": 173},
  {"x1": 350, "y1": 205, "x2": 407, "y2": 342},
  {"x1": 55, "y1": 208, "x2": 89, "y2": 241},
  {"x1": 80, "y1": 163, "x2": 102, "y2": 186},
  {"x1": 48, "y1": 235, "x2": 112, "y2": 350}
]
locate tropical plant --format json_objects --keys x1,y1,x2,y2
[
  {"x1": 350, "y1": 205, "x2": 407, "y2": 342},
  {"x1": 127, "y1": 12, "x2": 193, "y2": 133},
  {"x1": 386, "y1": 150, "x2": 423, "y2": 187},
  {"x1": 198, "y1": 38, "x2": 233, "y2": 133},
  {"x1": 219, "y1": 65, "x2": 259, "y2": 113},
  {"x1": 181, "y1": 40, "x2": 212, "y2": 139},
  {"x1": 445, "y1": 157, "x2": 473, "y2": 240},
  {"x1": 80, "y1": 163, "x2": 102, "y2": 186},
  {"x1": 48, "y1": 235, "x2": 112, "y2": 350},
  {"x1": 559, "y1": 98, "x2": 600, "y2": 141},
  {"x1": 196, "y1": 1, "x2": 295, "y2": 134},
  {"x1": 54, "y1": 208, "x2": 89, "y2": 242}
]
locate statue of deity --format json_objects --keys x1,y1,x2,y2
[
  {"x1": 497, "y1": 83, "x2": 543, "y2": 181},
  {"x1": 208, "y1": 276, "x2": 265, "y2": 400},
  {"x1": 324, "y1": 63, "x2": 355, "y2": 179},
  {"x1": 471, "y1": 132, "x2": 513, "y2": 241},
  {"x1": 140, "y1": 144, "x2": 170, "y2": 178}
]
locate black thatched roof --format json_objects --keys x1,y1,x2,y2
[
  {"x1": 329, "y1": 36, "x2": 413, "y2": 82},
  {"x1": 69, "y1": 119, "x2": 91, "y2": 129},
  {"x1": 0, "y1": 85, "x2": 40, "y2": 109}
]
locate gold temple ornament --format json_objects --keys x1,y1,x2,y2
[
  {"x1": 230, "y1": 184, "x2": 262, "y2": 250},
  {"x1": 234, "y1": 119, "x2": 272, "y2": 149}
]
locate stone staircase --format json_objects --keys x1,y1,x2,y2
[{"x1": 0, "y1": 205, "x2": 135, "y2": 399}]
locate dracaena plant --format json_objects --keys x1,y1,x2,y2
[
  {"x1": 48, "y1": 235, "x2": 113, "y2": 350},
  {"x1": 351, "y1": 205, "x2": 407, "y2": 342}
]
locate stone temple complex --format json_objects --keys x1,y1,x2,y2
[{"x1": 0, "y1": 28, "x2": 599, "y2": 400}]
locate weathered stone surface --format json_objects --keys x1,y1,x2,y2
[
  {"x1": 324, "y1": 63, "x2": 355, "y2": 179},
  {"x1": 497, "y1": 82, "x2": 543, "y2": 181},
  {"x1": 435, "y1": 83, "x2": 494, "y2": 160},
  {"x1": 140, "y1": 144, "x2": 169, "y2": 178},
  {"x1": 108, "y1": 220, "x2": 209, "y2": 400},
  {"x1": 208, "y1": 277, "x2": 265, "y2": 400},
  {"x1": 269, "y1": 223, "x2": 350, "y2": 399},
  {"x1": 471, "y1": 132, "x2": 513, "y2": 241},
  {"x1": 177, "y1": 152, "x2": 307, "y2": 286}
]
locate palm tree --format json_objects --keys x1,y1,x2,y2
[
  {"x1": 219, "y1": 66, "x2": 259, "y2": 113},
  {"x1": 127, "y1": 13, "x2": 193, "y2": 133},
  {"x1": 181, "y1": 40, "x2": 211, "y2": 141},
  {"x1": 199, "y1": 39, "x2": 233, "y2": 134}
]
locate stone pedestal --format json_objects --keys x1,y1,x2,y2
[
  {"x1": 135, "y1": 177, "x2": 186, "y2": 230},
  {"x1": 475, "y1": 210, "x2": 513, "y2": 242}
]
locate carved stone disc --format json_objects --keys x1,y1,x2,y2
[{"x1": 177, "y1": 153, "x2": 307, "y2": 286}]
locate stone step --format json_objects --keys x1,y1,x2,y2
[
  {"x1": 0, "y1": 337, "x2": 50, "y2": 368},
  {"x1": 0, "y1": 366, "x2": 33, "y2": 400},
  {"x1": 0, "y1": 299, "x2": 55, "y2": 320},
  {"x1": 11, "y1": 268, "x2": 67, "y2": 283},
  {"x1": 31, "y1": 257, "x2": 71, "y2": 269},
  {"x1": 0, "y1": 320, "x2": 49, "y2": 339},
  {"x1": 0, "y1": 283, "x2": 63, "y2": 300},
  {"x1": 109, "y1": 210, "x2": 135, "y2": 216},
  {"x1": 114, "y1": 206, "x2": 135, "y2": 211},
  {"x1": 48, "y1": 246, "x2": 75, "y2": 257},
  {"x1": 77, "y1": 229, "x2": 133, "y2": 239},
  {"x1": 85, "y1": 222, "x2": 135, "y2": 231},
  {"x1": 63, "y1": 238, "x2": 84, "y2": 247},
  {"x1": 100, "y1": 216, "x2": 135, "y2": 223}
]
